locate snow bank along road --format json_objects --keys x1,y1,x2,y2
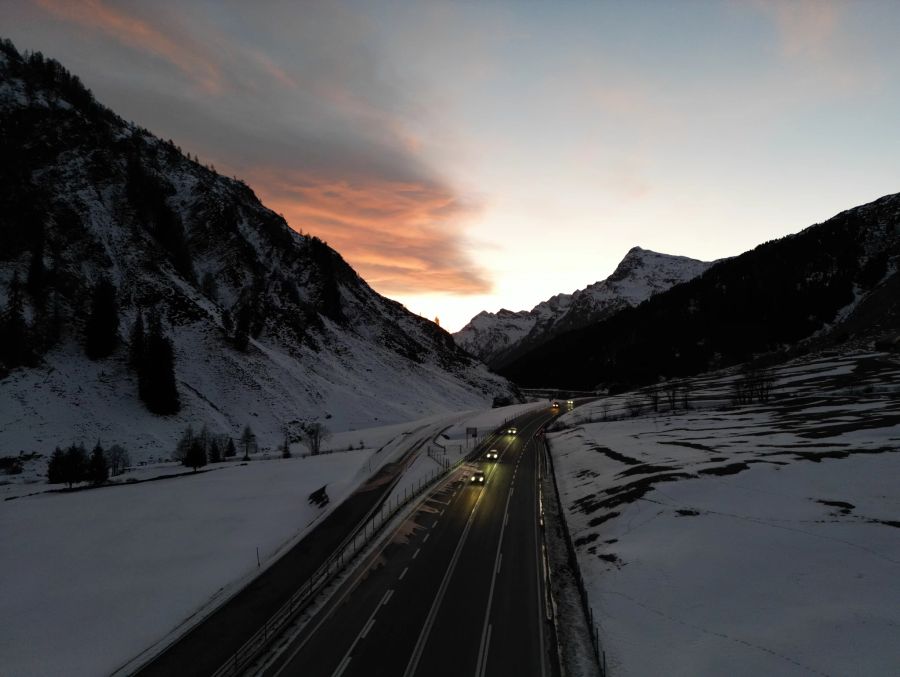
[
  {"x1": 134, "y1": 423, "x2": 445, "y2": 677},
  {"x1": 261, "y1": 404, "x2": 562, "y2": 677}
]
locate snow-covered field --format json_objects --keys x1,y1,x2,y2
[
  {"x1": 548, "y1": 351, "x2": 900, "y2": 676},
  {"x1": 0, "y1": 403, "x2": 536, "y2": 677}
]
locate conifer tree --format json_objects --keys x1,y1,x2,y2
[
  {"x1": 240, "y1": 425, "x2": 256, "y2": 460},
  {"x1": 62, "y1": 444, "x2": 87, "y2": 488},
  {"x1": 47, "y1": 447, "x2": 65, "y2": 484},
  {"x1": 84, "y1": 276, "x2": 119, "y2": 359},
  {"x1": 224, "y1": 437, "x2": 237, "y2": 458},
  {"x1": 233, "y1": 303, "x2": 251, "y2": 351},
  {"x1": 138, "y1": 309, "x2": 180, "y2": 414},
  {"x1": 185, "y1": 436, "x2": 207, "y2": 471},
  {"x1": 208, "y1": 439, "x2": 221, "y2": 463},
  {"x1": 129, "y1": 310, "x2": 145, "y2": 369},
  {"x1": 175, "y1": 425, "x2": 194, "y2": 464},
  {"x1": 88, "y1": 441, "x2": 108, "y2": 485},
  {"x1": 26, "y1": 223, "x2": 46, "y2": 302},
  {"x1": 0, "y1": 273, "x2": 29, "y2": 369}
]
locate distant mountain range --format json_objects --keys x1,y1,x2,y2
[
  {"x1": 0, "y1": 40, "x2": 516, "y2": 458},
  {"x1": 498, "y1": 193, "x2": 900, "y2": 390},
  {"x1": 454, "y1": 247, "x2": 713, "y2": 368}
]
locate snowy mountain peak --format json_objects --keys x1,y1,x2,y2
[{"x1": 454, "y1": 247, "x2": 714, "y2": 367}]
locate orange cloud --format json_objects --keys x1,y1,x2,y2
[
  {"x1": 248, "y1": 169, "x2": 492, "y2": 295},
  {"x1": 34, "y1": 0, "x2": 223, "y2": 93}
]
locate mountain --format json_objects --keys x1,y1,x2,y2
[
  {"x1": 499, "y1": 193, "x2": 900, "y2": 390},
  {"x1": 0, "y1": 40, "x2": 516, "y2": 459},
  {"x1": 454, "y1": 247, "x2": 712, "y2": 368}
]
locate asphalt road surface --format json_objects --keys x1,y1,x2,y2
[
  {"x1": 264, "y1": 405, "x2": 559, "y2": 677},
  {"x1": 134, "y1": 424, "x2": 444, "y2": 677}
]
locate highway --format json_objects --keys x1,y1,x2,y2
[
  {"x1": 133, "y1": 423, "x2": 448, "y2": 677},
  {"x1": 262, "y1": 405, "x2": 559, "y2": 677}
]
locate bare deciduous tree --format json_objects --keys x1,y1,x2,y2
[{"x1": 301, "y1": 422, "x2": 331, "y2": 456}]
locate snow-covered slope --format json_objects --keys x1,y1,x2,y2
[
  {"x1": 454, "y1": 247, "x2": 712, "y2": 367},
  {"x1": 549, "y1": 351, "x2": 900, "y2": 676},
  {"x1": 0, "y1": 43, "x2": 516, "y2": 459}
]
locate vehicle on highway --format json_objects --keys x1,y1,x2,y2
[
  {"x1": 470, "y1": 470, "x2": 486, "y2": 484},
  {"x1": 506, "y1": 426, "x2": 517, "y2": 435},
  {"x1": 566, "y1": 399, "x2": 574, "y2": 407},
  {"x1": 551, "y1": 401, "x2": 560, "y2": 409},
  {"x1": 485, "y1": 449, "x2": 499, "y2": 460}
]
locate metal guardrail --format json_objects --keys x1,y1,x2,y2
[
  {"x1": 542, "y1": 435, "x2": 607, "y2": 676},
  {"x1": 209, "y1": 424, "x2": 509, "y2": 677}
]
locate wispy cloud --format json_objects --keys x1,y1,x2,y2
[
  {"x1": 23, "y1": 0, "x2": 491, "y2": 297},
  {"x1": 252, "y1": 169, "x2": 490, "y2": 295},
  {"x1": 753, "y1": 0, "x2": 840, "y2": 60},
  {"x1": 34, "y1": 0, "x2": 224, "y2": 92}
]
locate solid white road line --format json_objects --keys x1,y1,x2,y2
[
  {"x1": 476, "y1": 623, "x2": 494, "y2": 677},
  {"x1": 496, "y1": 552, "x2": 503, "y2": 574}
]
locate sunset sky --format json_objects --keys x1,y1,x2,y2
[{"x1": 3, "y1": 0, "x2": 900, "y2": 331}]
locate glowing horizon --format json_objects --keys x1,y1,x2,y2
[{"x1": 5, "y1": 0, "x2": 900, "y2": 331}]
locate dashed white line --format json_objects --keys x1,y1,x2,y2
[
  {"x1": 332, "y1": 655, "x2": 352, "y2": 677},
  {"x1": 423, "y1": 533, "x2": 430, "y2": 543},
  {"x1": 399, "y1": 566, "x2": 408, "y2": 581},
  {"x1": 496, "y1": 552, "x2": 503, "y2": 574},
  {"x1": 381, "y1": 589, "x2": 394, "y2": 605},
  {"x1": 413, "y1": 548, "x2": 420, "y2": 560},
  {"x1": 359, "y1": 618, "x2": 375, "y2": 639}
]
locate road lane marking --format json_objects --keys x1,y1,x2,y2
[
  {"x1": 474, "y1": 477, "x2": 516, "y2": 677},
  {"x1": 399, "y1": 566, "x2": 408, "y2": 581},
  {"x1": 381, "y1": 589, "x2": 394, "y2": 605},
  {"x1": 476, "y1": 623, "x2": 493, "y2": 677},
  {"x1": 332, "y1": 655, "x2": 352, "y2": 677},
  {"x1": 402, "y1": 470, "x2": 490, "y2": 677},
  {"x1": 432, "y1": 519, "x2": 439, "y2": 528},
  {"x1": 359, "y1": 618, "x2": 375, "y2": 639},
  {"x1": 412, "y1": 548, "x2": 420, "y2": 560},
  {"x1": 423, "y1": 533, "x2": 430, "y2": 543},
  {"x1": 534, "y1": 447, "x2": 548, "y2": 677},
  {"x1": 496, "y1": 553, "x2": 503, "y2": 574}
]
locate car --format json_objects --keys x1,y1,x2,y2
[
  {"x1": 506, "y1": 426, "x2": 518, "y2": 435},
  {"x1": 470, "y1": 471, "x2": 486, "y2": 484},
  {"x1": 566, "y1": 399, "x2": 574, "y2": 406},
  {"x1": 485, "y1": 449, "x2": 499, "y2": 461},
  {"x1": 551, "y1": 401, "x2": 560, "y2": 409}
]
